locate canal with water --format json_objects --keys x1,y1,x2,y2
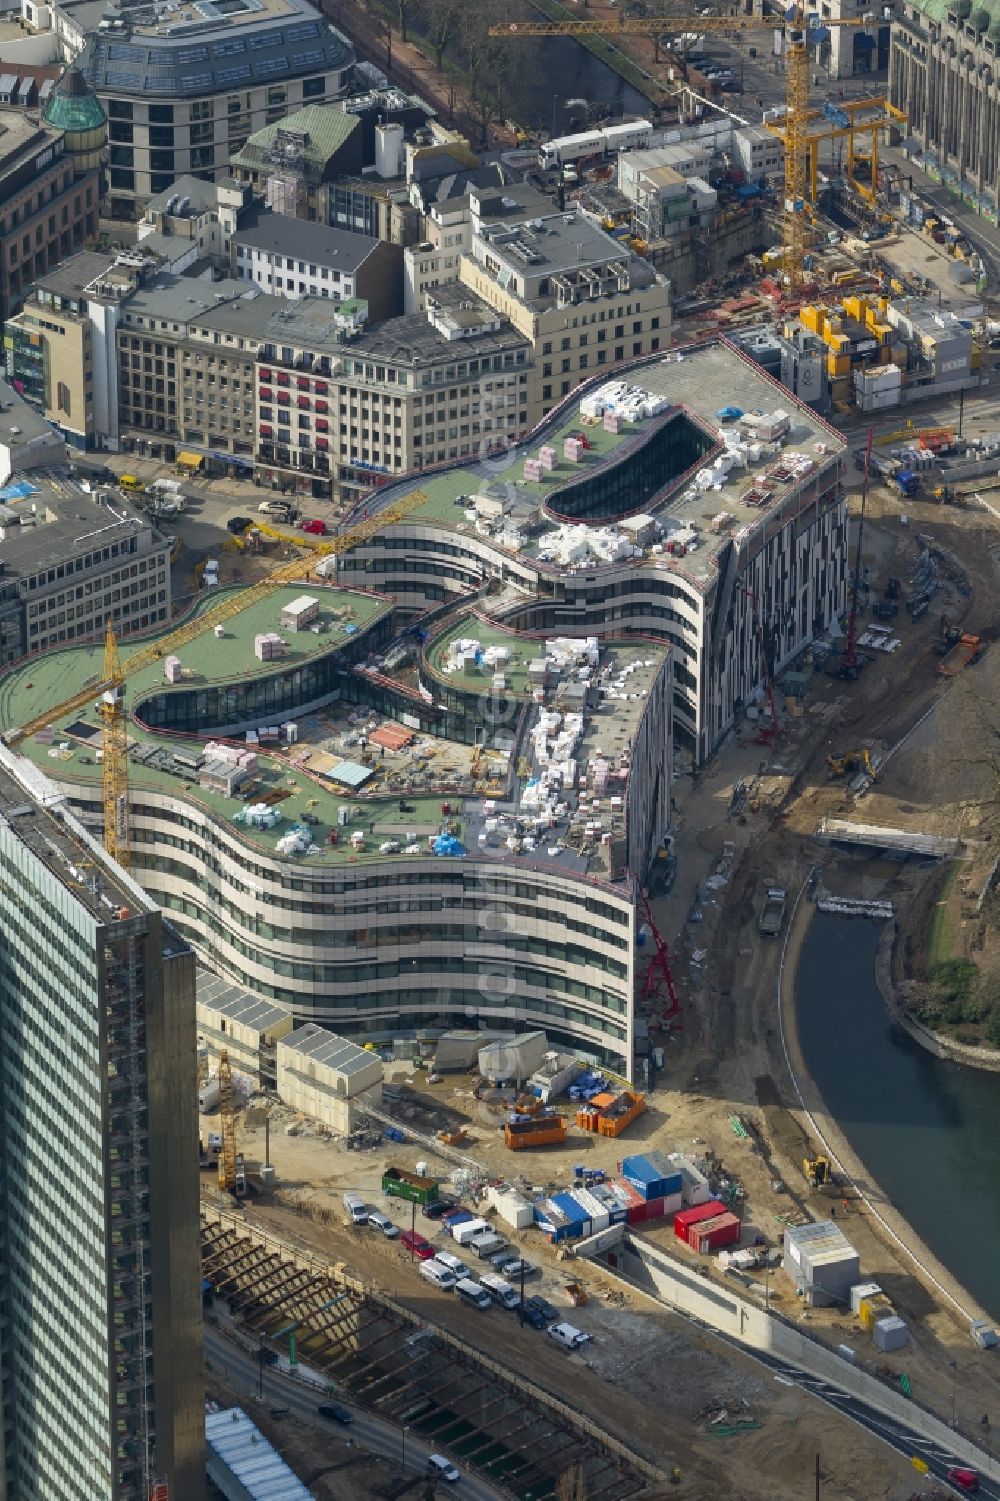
[
  {"x1": 794, "y1": 911, "x2": 1000, "y2": 1320},
  {"x1": 503, "y1": 39, "x2": 652, "y2": 133}
]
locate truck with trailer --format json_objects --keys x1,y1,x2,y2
[
  {"x1": 538, "y1": 119, "x2": 653, "y2": 171},
  {"x1": 382, "y1": 1165, "x2": 440, "y2": 1207},
  {"x1": 758, "y1": 886, "x2": 787, "y2": 937}
]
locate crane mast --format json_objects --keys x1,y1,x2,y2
[
  {"x1": 217, "y1": 1049, "x2": 238, "y2": 1195},
  {"x1": 492, "y1": 8, "x2": 880, "y2": 291},
  {"x1": 99, "y1": 621, "x2": 131, "y2": 869}
]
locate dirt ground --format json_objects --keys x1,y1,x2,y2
[{"x1": 209, "y1": 477, "x2": 1000, "y2": 1498}]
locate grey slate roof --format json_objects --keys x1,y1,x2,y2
[
  {"x1": 78, "y1": 0, "x2": 354, "y2": 98},
  {"x1": 232, "y1": 211, "x2": 379, "y2": 272}
]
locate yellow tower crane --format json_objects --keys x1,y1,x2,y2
[
  {"x1": 490, "y1": 8, "x2": 884, "y2": 292},
  {"x1": 6, "y1": 488, "x2": 430, "y2": 861},
  {"x1": 98, "y1": 620, "x2": 131, "y2": 871},
  {"x1": 217, "y1": 1048, "x2": 238, "y2": 1195}
]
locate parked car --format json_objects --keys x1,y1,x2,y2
[
  {"x1": 525, "y1": 1295, "x2": 559, "y2": 1324},
  {"x1": 489, "y1": 1250, "x2": 518, "y2": 1270},
  {"x1": 422, "y1": 1198, "x2": 457, "y2": 1221},
  {"x1": 946, "y1": 1469, "x2": 979, "y2": 1493},
  {"x1": 427, "y1": 1454, "x2": 460, "y2": 1484},
  {"x1": 500, "y1": 1259, "x2": 538, "y2": 1281},
  {"x1": 519, "y1": 1303, "x2": 548, "y2": 1330},
  {"x1": 258, "y1": 499, "x2": 294, "y2": 516},
  {"x1": 367, "y1": 1212, "x2": 399, "y2": 1239},
  {"x1": 433, "y1": 1250, "x2": 468, "y2": 1276},
  {"x1": 548, "y1": 1322, "x2": 590, "y2": 1351},
  {"x1": 400, "y1": 1230, "x2": 436, "y2": 1260},
  {"x1": 227, "y1": 515, "x2": 252, "y2": 534},
  {"x1": 300, "y1": 518, "x2": 327, "y2": 535},
  {"x1": 318, "y1": 1402, "x2": 354, "y2": 1425}
]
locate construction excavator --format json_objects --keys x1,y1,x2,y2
[
  {"x1": 803, "y1": 1153, "x2": 832, "y2": 1189},
  {"x1": 826, "y1": 748, "x2": 877, "y2": 781}
]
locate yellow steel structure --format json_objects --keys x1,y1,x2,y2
[
  {"x1": 763, "y1": 96, "x2": 908, "y2": 204},
  {"x1": 217, "y1": 1048, "x2": 238, "y2": 1194},
  {"x1": 99, "y1": 621, "x2": 131, "y2": 870},
  {"x1": 6, "y1": 487, "x2": 430, "y2": 748},
  {"x1": 492, "y1": 9, "x2": 883, "y2": 291}
]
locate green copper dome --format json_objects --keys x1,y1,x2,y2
[{"x1": 43, "y1": 67, "x2": 107, "y2": 133}]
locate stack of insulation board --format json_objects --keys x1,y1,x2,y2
[
  {"x1": 621, "y1": 1152, "x2": 684, "y2": 1215},
  {"x1": 255, "y1": 632, "x2": 287, "y2": 661}
]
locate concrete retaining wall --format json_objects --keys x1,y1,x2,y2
[{"x1": 602, "y1": 1235, "x2": 1000, "y2": 1481}]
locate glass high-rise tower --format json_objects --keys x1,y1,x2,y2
[{"x1": 0, "y1": 747, "x2": 204, "y2": 1501}]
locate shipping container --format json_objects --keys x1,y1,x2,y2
[
  {"x1": 873, "y1": 1315, "x2": 908, "y2": 1352},
  {"x1": 850, "y1": 1281, "x2": 881, "y2": 1316},
  {"x1": 690, "y1": 1212, "x2": 741, "y2": 1253},
  {"x1": 505, "y1": 1115, "x2": 567, "y2": 1150},
  {"x1": 382, "y1": 1166, "x2": 440, "y2": 1206},
  {"x1": 674, "y1": 1201, "x2": 728, "y2": 1241},
  {"x1": 620, "y1": 1153, "x2": 683, "y2": 1201}
]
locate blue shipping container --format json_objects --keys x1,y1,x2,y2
[{"x1": 621, "y1": 1153, "x2": 683, "y2": 1201}]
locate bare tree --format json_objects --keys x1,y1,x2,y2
[
  {"x1": 426, "y1": 0, "x2": 462, "y2": 70},
  {"x1": 461, "y1": 1, "x2": 511, "y2": 148}
]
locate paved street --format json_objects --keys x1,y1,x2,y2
[{"x1": 204, "y1": 1324, "x2": 505, "y2": 1500}]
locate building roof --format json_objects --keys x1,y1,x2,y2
[
  {"x1": 786, "y1": 1219, "x2": 858, "y2": 1266},
  {"x1": 196, "y1": 970, "x2": 292, "y2": 1035},
  {"x1": 280, "y1": 1022, "x2": 381, "y2": 1080},
  {"x1": 32, "y1": 249, "x2": 120, "y2": 301},
  {"x1": 345, "y1": 286, "x2": 528, "y2": 369},
  {"x1": 145, "y1": 172, "x2": 247, "y2": 217},
  {"x1": 78, "y1": 0, "x2": 354, "y2": 99},
  {"x1": 42, "y1": 66, "x2": 107, "y2": 133},
  {"x1": 206, "y1": 1408, "x2": 314, "y2": 1501},
  {"x1": 233, "y1": 210, "x2": 380, "y2": 272},
  {"x1": 119, "y1": 275, "x2": 264, "y2": 330},
  {"x1": 0, "y1": 744, "x2": 156, "y2": 924},
  {"x1": 0, "y1": 476, "x2": 159, "y2": 582},
  {"x1": 231, "y1": 104, "x2": 361, "y2": 184},
  {"x1": 0, "y1": 380, "x2": 62, "y2": 454},
  {"x1": 0, "y1": 110, "x2": 60, "y2": 177}
]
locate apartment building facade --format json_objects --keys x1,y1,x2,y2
[
  {"x1": 0, "y1": 108, "x2": 100, "y2": 325},
  {"x1": 255, "y1": 284, "x2": 532, "y2": 501},
  {"x1": 231, "y1": 212, "x2": 404, "y2": 319},
  {"x1": 0, "y1": 478, "x2": 172, "y2": 664},
  {"x1": 457, "y1": 189, "x2": 670, "y2": 426},
  {"x1": 0, "y1": 746, "x2": 204, "y2": 1501}
]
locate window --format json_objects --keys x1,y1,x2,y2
[
  {"x1": 615, "y1": 346, "x2": 623, "y2": 361},
  {"x1": 303, "y1": 75, "x2": 325, "y2": 98},
  {"x1": 149, "y1": 104, "x2": 174, "y2": 123}
]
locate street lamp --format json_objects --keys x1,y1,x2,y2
[
  {"x1": 552, "y1": 95, "x2": 559, "y2": 140},
  {"x1": 257, "y1": 1341, "x2": 265, "y2": 1400},
  {"x1": 401, "y1": 1424, "x2": 409, "y2": 1473},
  {"x1": 950, "y1": 1360, "x2": 957, "y2": 1428}
]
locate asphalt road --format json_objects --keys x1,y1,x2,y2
[
  {"x1": 663, "y1": 1303, "x2": 997, "y2": 1498},
  {"x1": 203, "y1": 1324, "x2": 506, "y2": 1500}
]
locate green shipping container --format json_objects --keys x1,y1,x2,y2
[{"x1": 382, "y1": 1166, "x2": 439, "y2": 1206}]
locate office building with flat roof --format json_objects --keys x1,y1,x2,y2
[
  {"x1": 0, "y1": 471, "x2": 171, "y2": 666},
  {"x1": 67, "y1": 0, "x2": 355, "y2": 216},
  {"x1": 0, "y1": 745, "x2": 204, "y2": 1501}
]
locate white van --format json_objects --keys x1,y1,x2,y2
[
  {"x1": 548, "y1": 1322, "x2": 590, "y2": 1350},
  {"x1": 472, "y1": 1235, "x2": 507, "y2": 1260},
  {"x1": 342, "y1": 1192, "x2": 368, "y2": 1225},
  {"x1": 455, "y1": 1278, "x2": 491, "y2": 1310},
  {"x1": 479, "y1": 1275, "x2": 520, "y2": 1310},
  {"x1": 427, "y1": 1454, "x2": 460, "y2": 1484},
  {"x1": 419, "y1": 1259, "x2": 458, "y2": 1291},
  {"x1": 451, "y1": 1218, "x2": 491, "y2": 1247},
  {"x1": 434, "y1": 1250, "x2": 467, "y2": 1276}
]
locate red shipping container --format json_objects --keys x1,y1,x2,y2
[
  {"x1": 673, "y1": 1201, "x2": 727, "y2": 1241},
  {"x1": 690, "y1": 1213, "x2": 741, "y2": 1253}
]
